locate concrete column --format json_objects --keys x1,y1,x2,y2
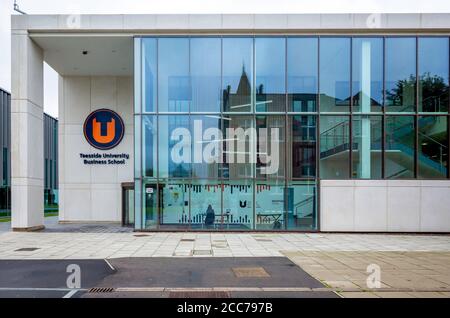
[{"x1": 11, "y1": 30, "x2": 44, "y2": 231}]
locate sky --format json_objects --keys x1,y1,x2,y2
[{"x1": 1, "y1": 0, "x2": 450, "y2": 118}]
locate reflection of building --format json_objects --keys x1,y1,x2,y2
[
  {"x1": 44, "y1": 114, "x2": 58, "y2": 213},
  {"x1": 10, "y1": 13, "x2": 450, "y2": 233},
  {"x1": 0, "y1": 88, "x2": 58, "y2": 218}
]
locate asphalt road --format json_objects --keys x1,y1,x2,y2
[{"x1": 0, "y1": 257, "x2": 338, "y2": 298}]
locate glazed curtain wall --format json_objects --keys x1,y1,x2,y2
[{"x1": 134, "y1": 36, "x2": 450, "y2": 231}]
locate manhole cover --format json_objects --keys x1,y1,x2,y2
[
  {"x1": 212, "y1": 242, "x2": 228, "y2": 248},
  {"x1": 232, "y1": 266, "x2": 270, "y2": 278},
  {"x1": 169, "y1": 291, "x2": 230, "y2": 298},
  {"x1": 14, "y1": 248, "x2": 40, "y2": 252},
  {"x1": 173, "y1": 250, "x2": 193, "y2": 256},
  {"x1": 193, "y1": 250, "x2": 212, "y2": 255}
]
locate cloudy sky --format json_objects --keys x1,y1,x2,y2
[{"x1": 1, "y1": 0, "x2": 450, "y2": 117}]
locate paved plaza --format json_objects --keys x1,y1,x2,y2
[{"x1": 1, "y1": 217, "x2": 450, "y2": 297}]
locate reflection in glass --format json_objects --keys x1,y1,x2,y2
[
  {"x1": 222, "y1": 180, "x2": 253, "y2": 230},
  {"x1": 142, "y1": 38, "x2": 157, "y2": 112},
  {"x1": 286, "y1": 181, "x2": 317, "y2": 230},
  {"x1": 418, "y1": 38, "x2": 449, "y2": 113},
  {"x1": 222, "y1": 38, "x2": 253, "y2": 113},
  {"x1": 418, "y1": 116, "x2": 448, "y2": 178},
  {"x1": 385, "y1": 116, "x2": 415, "y2": 178},
  {"x1": 158, "y1": 38, "x2": 190, "y2": 112},
  {"x1": 319, "y1": 38, "x2": 351, "y2": 112},
  {"x1": 190, "y1": 181, "x2": 222, "y2": 229},
  {"x1": 143, "y1": 115, "x2": 157, "y2": 177},
  {"x1": 143, "y1": 183, "x2": 157, "y2": 228},
  {"x1": 287, "y1": 38, "x2": 318, "y2": 112},
  {"x1": 158, "y1": 181, "x2": 190, "y2": 229},
  {"x1": 158, "y1": 115, "x2": 190, "y2": 178},
  {"x1": 256, "y1": 116, "x2": 285, "y2": 179},
  {"x1": 222, "y1": 115, "x2": 254, "y2": 178},
  {"x1": 320, "y1": 116, "x2": 350, "y2": 179},
  {"x1": 190, "y1": 115, "x2": 222, "y2": 179},
  {"x1": 352, "y1": 116, "x2": 382, "y2": 179},
  {"x1": 255, "y1": 38, "x2": 286, "y2": 112},
  {"x1": 288, "y1": 115, "x2": 316, "y2": 178},
  {"x1": 190, "y1": 38, "x2": 222, "y2": 113},
  {"x1": 352, "y1": 38, "x2": 383, "y2": 113},
  {"x1": 255, "y1": 182, "x2": 285, "y2": 230},
  {"x1": 385, "y1": 38, "x2": 416, "y2": 112}
]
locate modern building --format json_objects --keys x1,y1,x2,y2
[
  {"x1": 0, "y1": 88, "x2": 58, "y2": 218},
  {"x1": 0, "y1": 88, "x2": 11, "y2": 217},
  {"x1": 43, "y1": 113, "x2": 58, "y2": 212},
  {"x1": 10, "y1": 13, "x2": 450, "y2": 232}
]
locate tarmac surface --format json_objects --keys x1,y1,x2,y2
[{"x1": 0, "y1": 257, "x2": 338, "y2": 298}]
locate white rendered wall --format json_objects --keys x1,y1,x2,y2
[
  {"x1": 59, "y1": 76, "x2": 133, "y2": 222},
  {"x1": 320, "y1": 180, "x2": 450, "y2": 232},
  {"x1": 10, "y1": 33, "x2": 45, "y2": 230}
]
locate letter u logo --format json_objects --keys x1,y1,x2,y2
[
  {"x1": 84, "y1": 109, "x2": 124, "y2": 150},
  {"x1": 92, "y1": 118, "x2": 115, "y2": 144}
]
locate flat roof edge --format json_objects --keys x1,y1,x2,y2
[{"x1": 11, "y1": 13, "x2": 450, "y2": 32}]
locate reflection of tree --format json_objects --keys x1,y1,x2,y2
[
  {"x1": 419, "y1": 73, "x2": 449, "y2": 112},
  {"x1": 386, "y1": 73, "x2": 449, "y2": 112},
  {"x1": 386, "y1": 74, "x2": 416, "y2": 107}
]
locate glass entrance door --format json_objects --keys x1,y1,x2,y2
[{"x1": 122, "y1": 183, "x2": 134, "y2": 226}]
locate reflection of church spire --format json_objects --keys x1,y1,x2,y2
[{"x1": 236, "y1": 63, "x2": 251, "y2": 96}]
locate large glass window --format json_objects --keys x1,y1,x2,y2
[
  {"x1": 288, "y1": 115, "x2": 316, "y2": 178},
  {"x1": 135, "y1": 36, "x2": 450, "y2": 231},
  {"x1": 158, "y1": 38, "x2": 190, "y2": 112},
  {"x1": 222, "y1": 115, "x2": 254, "y2": 179},
  {"x1": 385, "y1": 38, "x2": 416, "y2": 113},
  {"x1": 352, "y1": 116, "x2": 382, "y2": 179},
  {"x1": 255, "y1": 181, "x2": 285, "y2": 230},
  {"x1": 190, "y1": 115, "x2": 222, "y2": 179},
  {"x1": 143, "y1": 115, "x2": 157, "y2": 177},
  {"x1": 142, "y1": 38, "x2": 157, "y2": 113},
  {"x1": 158, "y1": 115, "x2": 191, "y2": 178},
  {"x1": 255, "y1": 37, "x2": 286, "y2": 112},
  {"x1": 158, "y1": 181, "x2": 190, "y2": 229},
  {"x1": 286, "y1": 181, "x2": 317, "y2": 231},
  {"x1": 320, "y1": 116, "x2": 350, "y2": 179},
  {"x1": 352, "y1": 38, "x2": 383, "y2": 113},
  {"x1": 256, "y1": 115, "x2": 285, "y2": 179},
  {"x1": 319, "y1": 38, "x2": 351, "y2": 112},
  {"x1": 190, "y1": 180, "x2": 222, "y2": 229},
  {"x1": 418, "y1": 38, "x2": 449, "y2": 113},
  {"x1": 222, "y1": 180, "x2": 253, "y2": 230},
  {"x1": 385, "y1": 116, "x2": 415, "y2": 178},
  {"x1": 418, "y1": 116, "x2": 448, "y2": 178},
  {"x1": 223, "y1": 38, "x2": 253, "y2": 113},
  {"x1": 190, "y1": 38, "x2": 222, "y2": 113},
  {"x1": 287, "y1": 38, "x2": 318, "y2": 112}
]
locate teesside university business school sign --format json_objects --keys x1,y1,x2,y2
[{"x1": 81, "y1": 109, "x2": 130, "y2": 165}]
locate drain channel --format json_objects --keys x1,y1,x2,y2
[{"x1": 88, "y1": 287, "x2": 115, "y2": 293}]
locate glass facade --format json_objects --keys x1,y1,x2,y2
[{"x1": 134, "y1": 36, "x2": 450, "y2": 231}]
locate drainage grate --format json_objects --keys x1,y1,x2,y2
[
  {"x1": 193, "y1": 249, "x2": 212, "y2": 256},
  {"x1": 169, "y1": 291, "x2": 231, "y2": 298},
  {"x1": 133, "y1": 234, "x2": 151, "y2": 237},
  {"x1": 232, "y1": 266, "x2": 270, "y2": 278},
  {"x1": 180, "y1": 239, "x2": 196, "y2": 242},
  {"x1": 254, "y1": 238, "x2": 272, "y2": 242},
  {"x1": 88, "y1": 287, "x2": 115, "y2": 293},
  {"x1": 14, "y1": 248, "x2": 40, "y2": 252}
]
